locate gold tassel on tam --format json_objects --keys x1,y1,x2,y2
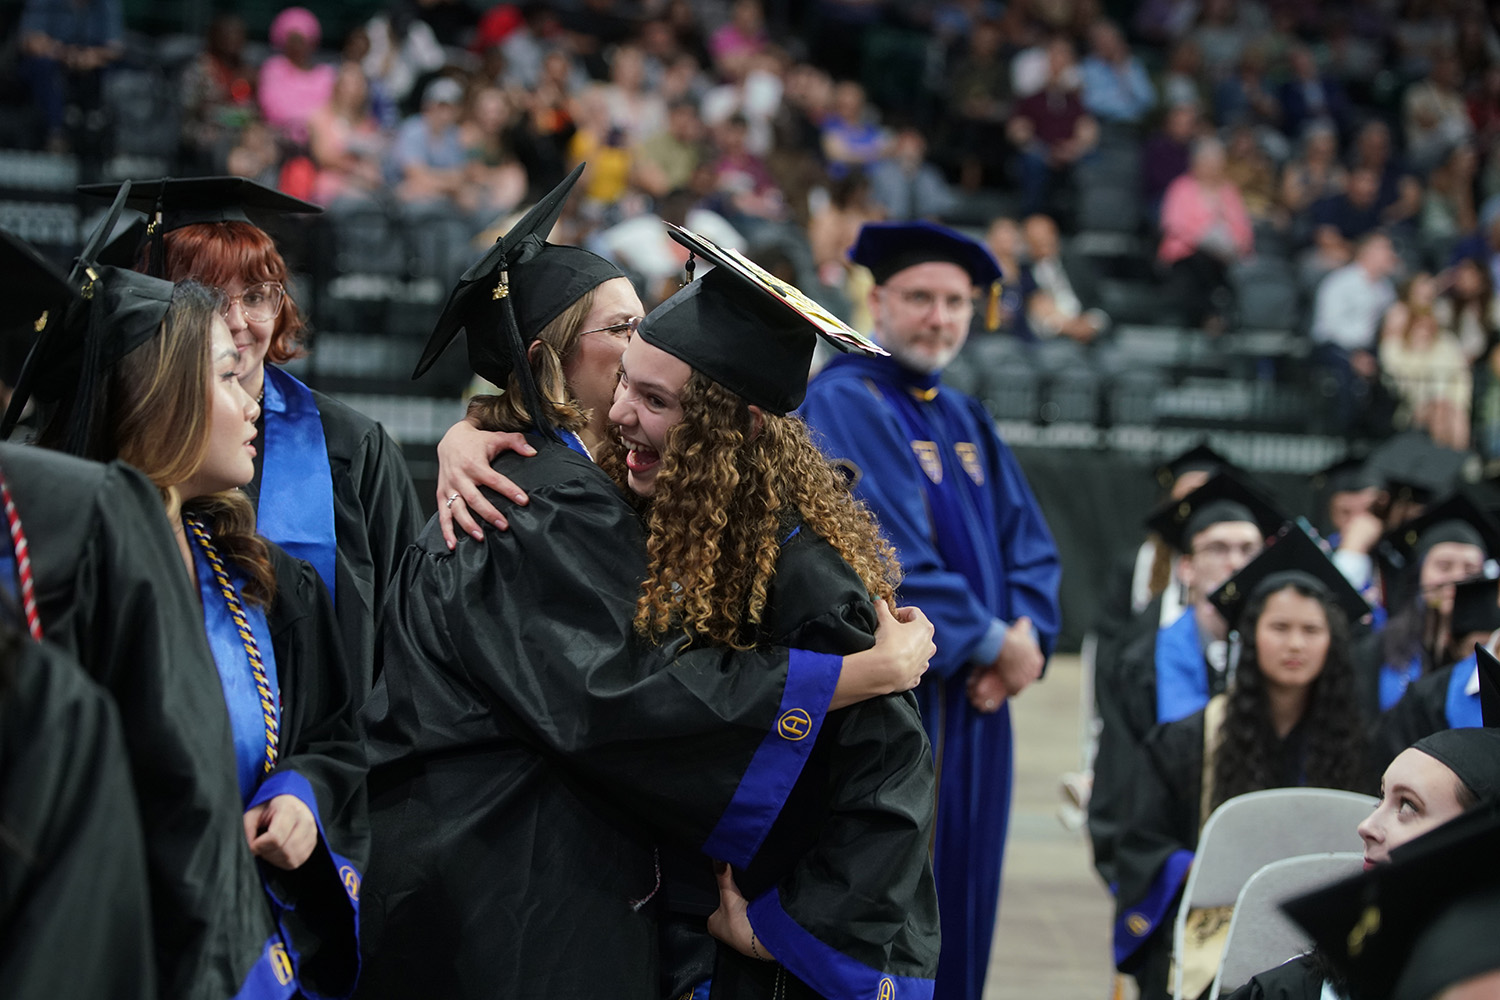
[{"x1": 986, "y1": 281, "x2": 1001, "y2": 331}]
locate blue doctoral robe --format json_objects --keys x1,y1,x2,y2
[{"x1": 801, "y1": 353, "x2": 1061, "y2": 1000}]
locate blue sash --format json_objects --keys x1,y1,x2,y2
[
  {"x1": 1379, "y1": 655, "x2": 1423, "y2": 712},
  {"x1": 259, "y1": 367, "x2": 337, "y2": 601},
  {"x1": 1155, "y1": 610, "x2": 1209, "y2": 724},
  {"x1": 1446, "y1": 654, "x2": 1482, "y2": 729},
  {"x1": 560, "y1": 429, "x2": 591, "y2": 460},
  {"x1": 192, "y1": 537, "x2": 281, "y2": 804}
]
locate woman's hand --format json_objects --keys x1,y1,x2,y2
[
  {"x1": 436, "y1": 418, "x2": 536, "y2": 549},
  {"x1": 829, "y1": 599, "x2": 935, "y2": 710},
  {"x1": 243, "y1": 794, "x2": 318, "y2": 870},
  {"x1": 707, "y1": 863, "x2": 775, "y2": 962}
]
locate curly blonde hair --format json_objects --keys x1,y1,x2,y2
[{"x1": 601, "y1": 370, "x2": 899, "y2": 647}]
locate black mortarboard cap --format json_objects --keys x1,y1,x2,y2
[
  {"x1": 1450, "y1": 575, "x2": 1500, "y2": 640},
  {"x1": 1480, "y1": 643, "x2": 1500, "y2": 728},
  {"x1": 1311, "y1": 455, "x2": 1383, "y2": 495},
  {"x1": 638, "y1": 224, "x2": 885, "y2": 415},
  {"x1": 1154, "y1": 442, "x2": 1235, "y2": 490},
  {"x1": 78, "y1": 176, "x2": 323, "y2": 273},
  {"x1": 1366, "y1": 430, "x2": 1469, "y2": 506},
  {"x1": 1208, "y1": 521, "x2": 1370, "y2": 632},
  {"x1": 1143, "y1": 471, "x2": 1286, "y2": 553},
  {"x1": 1282, "y1": 801, "x2": 1500, "y2": 1000},
  {"x1": 1378, "y1": 492, "x2": 1500, "y2": 577},
  {"x1": 414, "y1": 164, "x2": 622, "y2": 436},
  {"x1": 0, "y1": 181, "x2": 176, "y2": 449},
  {"x1": 1413, "y1": 723, "x2": 1500, "y2": 806}
]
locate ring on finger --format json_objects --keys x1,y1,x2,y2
[{"x1": 445, "y1": 492, "x2": 461, "y2": 509}]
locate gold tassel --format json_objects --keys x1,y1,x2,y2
[{"x1": 986, "y1": 281, "x2": 1001, "y2": 331}]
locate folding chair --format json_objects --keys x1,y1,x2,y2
[
  {"x1": 1171, "y1": 788, "x2": 1376, "y2": 1000},
  {"x1": 1209, "y1": 852, "x2": 1364, "y2": 999}
]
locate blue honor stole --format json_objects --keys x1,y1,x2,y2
[
  {"x1": 258, "y1": 367, "x2": 337, "y2": 601},
  {"x1": 1446, "y1": 654, "x2": 1482, "y2": 728},
  {"x1": 1380, "y1": 654, "x2": 1423, "y2": 712},
  {"x1": 1155, "y1": 611, "x2": 1211, "y2": 725},
  {"x1": 190, "y1": 526, "x2": 282, "y2": 805}
]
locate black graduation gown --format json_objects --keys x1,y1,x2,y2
[
  {"x1": 249, "y1": 378, "x2": 424, "y2": 691},
  {"x1": 257, "y1": 545, "x2": 369, "y2": 1000},
  {"x1": 1371, "y1": 664, "x2": 1453, "y2": 774},
  {"x1": 1222, "y1": 955, "x2": 1329, "y2": 1000},
  {"x1": 0, "y1": 637, "x2": 155, "y2": 1000},
  {"x1": 360, "y1": 438, "x2": 846, "y2": 1000},
  {"x1": 0, "y1": 443, "x2": 268, "y2": 1000},
  {"x1": 705, "y1": 523, "x2": 940, "y2": 1000}
]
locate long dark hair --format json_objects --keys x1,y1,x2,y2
[
  {"x1": 1379, "y1": 587, "x2": 1443, "y2": 680},
  {"x1": 1212, "y1": 581, "x2": 1368, "y2": 809}
]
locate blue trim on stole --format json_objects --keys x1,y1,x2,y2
[
  {"x1": 1155, "y1": 611, "x2": 1209, "y2": 725},
  {"x1": 1446, "y1": 654, "x2": 1482, "y2": 728},
  {"x1": 259, "y1": 366, "x2": 337, "y2": 601},
  {"x1": 193, "y1": 538, "x2": 281, "y2": 804},
  {"x1": 559, "y1": 429, "x2": 591, "y2": 459},
  {"x1": 1113, "y1": 848, "x2": 1195, "y2": 967},
  {"x1": 748, "y1": 888, "x2": 935, "y2": 1000},
  {"x1": 229, "y1": 934, "x2": 300, "y2": 1000},
  {"x1": 1380, "y1": 655, "x2": 1423, "y2": 712},
  {"x1": 701, "y1": 649, "x2": 842, "y2": 868}
]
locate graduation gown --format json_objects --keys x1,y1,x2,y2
[
  {"x1": 248, "y1": 367, "x2": 423, "y2": 691},
  {"x1": 800, "y1": 353, "x2": 1061, "y2": 1000},
  {"x1": 0, "y1": 443, "x2": 269, "y2": 1000},
  {"x1": 1089, "y1": 608, "x2": 1220, "y2": 889},
  {"x1": 705, "y1": 521, "x2": 938, "y2": 1000},
  {"x1": 1222, "y1": 955, "x2": 1333, "y2": 1000},
  {"x1": 0, "y1": 636, "x2": 155, "y2": 1000},
  {"x1": 1372, "y1": 652, "x2": 1482, "y2": 772},
  {"x1": 360, "y1": 437, "x2": 852, "y2": 1000}
]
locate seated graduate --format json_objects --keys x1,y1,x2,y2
[
  {"x1": 1374, "y1": 575, "x2": 1500, "y2": 767},
  {"x1": 80, "y1": 175, "x2": 425, "y2": 689},
  {"x1": 1359, "y1": 495, "x2": 1500, "y2": 714},
  {"x1": 1283, "y1": 783, "x2": 1500, "y2": 1000},
  {"x1": 1090, "y1": 471, "x2": 1284, "y2": 887},
  {"x1": 0, "y1": 621, "x2": 156, "y2": 1000},
  {"x1": 1113, "y1": 524, "x2": 1373, "y2": 1000},
  {"x1": 0, "y1": 203, "x2": 339, "y2": 1000},
  {"x1": 360, "y1": 170, "x2": 935, "y2": 1000},
  {"x1": 604, "y1": 226, "x2": 940, "y2": 999},
  {"x1": 16, "y1": 265, "x2": 365, "y2": 998}
]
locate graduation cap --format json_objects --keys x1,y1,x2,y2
[
  {"x1": 413, "y1": 163, "x2": 624, "y2": 437},
  {"x1": 1477, "y1": 643, "x2": 1500, "y2": 729},
  {"x1": 77, "y1": 176, "x2": 323, "y2": 274},
  {"x1": 1283, "y1": 800, "x2": 1500, "y2": 1000},
  {"x1": 1450, "y1": 575, "x2": 1500, "y2": 640},
  {"x1": 1365, "y1": 431, "x2": 1469, "y2": 506},
  {"x1": 1154, "y1": 442, "x2": 1235, "y2": 491},
  {"x1": 0, "y1": 229, "x2": 75, "y2": 384},
  {"x1": 1143, "y1": 471, "x2": 1286, "y2": 554},
  {"x1": 1208, "y1": 521, "x2": 1370, "y2": 632},
  {"x1": 0, "y1": 180, "x2": 177, "y2": 450},
  {"x1": 1311, "y1": 455, "x2": 1383, "y2": 495},
  {"x1": 636, "y1": 224, "x2": 884, "y2": 415},
  {"x1": 848, "y1": 220, "x2": 1006, "y2": 330},
  {"x1": 1377, "y1": 492, "x2": 1500, "y2": 578}
]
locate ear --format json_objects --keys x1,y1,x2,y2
[
  {"x1": 1177, "y1": 552, "x2": 1194, "y2": 591},
  {"x1": 526, "y1": 339, "x2": 543, "y2": 363},
  {"x1": 747, "y1": 404, "x2": 765, "y2": 440}
]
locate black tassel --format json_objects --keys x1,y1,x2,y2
[{"x1": 495, "y1": 268, "x2": 559, "y2": 441}]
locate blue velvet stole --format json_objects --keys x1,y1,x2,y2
[
  {"x1": 1155, "y1": 610, "x2": 1209, "y2": 725},
  {"x1": 192, "y1": 534, "x2": 281, "y2": 805},
  {"x1": 1380, "y1": 655, "x2": 1423, "y2": 712},
  {"x1": 1446, "y1": 653, "x2": 1482, "y2": 728},
  {"x1": 258, "y1": 366, "x2": 337, "y2": 601}
]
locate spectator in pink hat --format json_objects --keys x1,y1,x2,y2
[{"x1": 258, "y1": 6, "x2": 335, "y2": 147}]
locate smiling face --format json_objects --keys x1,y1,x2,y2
[
  {"x1": 608, "y1": 336, "x2": 691, "y2": 497},
  {"x1": 1358, "y1": 748, "x2": 1469, "y2": 868},
  {"x1": 869, "y1": 261, "x2": 975, "y2": 375},
  {"x1": 177, "y1": 316, "x2": 260, "y2": 502},
  {"x1": 1253, "y1": 585, "x2": 1332, "y2": 692}
]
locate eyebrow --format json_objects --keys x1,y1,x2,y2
[
  {"x1": 215, "y1": 348, "x2": 241, "y2": 364},
  {"x1": 622, "y1": 368, "x2": 680, "y2": 401},
  {"x1": 1387, "y1": 782, "x2": 1422, "y2": 804}
]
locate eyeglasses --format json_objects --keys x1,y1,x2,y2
[
  {"x1": 579, "y1": 316, "x2": 642, "y2": 339},
  {"x1": 1192, "y1": 540, "x2": 1262, "y2": 560},
  {"x1": 217, "y1": 282, "x2": 286, "y2": 324},
  {"x1": 889, "y1": 287, "x2": 975, "y2": 315}
]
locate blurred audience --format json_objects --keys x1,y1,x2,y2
[
  {"x1": 307, "y1": 61, "x2": 386, "y2": 206},
  {"x1": 258, "y1": 6, "x2": 334, "y2": 147},
  {"x1": 179, "y1": 13, "x2": 257, "y2": 171},
  {"x1": 868, "y1": 126, "x2": 957, "y2": 222},
  {"x1": 1159, "y1": 137, "x2": 1254, "y2": 329},
  {"x1": 1008, "y1": 36, "x2": 1098, "y2": 217}
]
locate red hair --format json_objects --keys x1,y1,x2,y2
[{"x1": 152, "y1": 221, "x2": 307, "y2": 363}]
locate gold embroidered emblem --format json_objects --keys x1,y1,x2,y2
[
  {"x1": 911, "y1": 441, "x2": 943, "y2": 484},
  {"x1": 955, "y1": 442, "x2": 984, "y2": 486},
  {"x1": 1126, "y1": 912, "x2": 1150, "y2": 937},
  {"x1": 777, "y1": 708, "x2": 813, "y2": 741},
  {"x1": 1347, "y1": 905, "x2": 1381, "y2": 956},
  {"x1": 340, "y1": 865, "x2": 361, "y2": 901},
  {"x1": 878, "y1": 977, "x2": 896, "y2": 999},
  {"x1": 270, "y1": 943, "x2": 294, "y2": 985}
]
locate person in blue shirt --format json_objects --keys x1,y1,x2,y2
[{"x1": 798, "y1": 221, "x2": 1061, "y2": 1000}]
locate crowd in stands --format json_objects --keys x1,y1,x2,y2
[{"x1": 11, "y1": 0, "x2": 1500, "y2": 452}]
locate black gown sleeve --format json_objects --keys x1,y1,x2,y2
[
  {"x1": 1223, "y1": 955, "x2": 1328, "y2": 1000},
  {"x1": 0, "y1": 638, "x2": 155, "y2": 1000},
  {"x1": 1090, "y1": 622, "x2": 1161, "y2": 888},
  {"x1": 258, "y1": 545, "x2": 368, "y2": 1000},
  {"x1": 1371, "y1": 666, "x2": 1453, "y2": 774}
]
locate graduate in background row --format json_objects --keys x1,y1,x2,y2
[
  {"x1": 17, "y1": 257, "x2": 367, "y2": 999},
  {"x1": 1228, "y1": 716, "x2": 1500, "y2": 1000},
  {"x1": 361, "y1": 173, "x2": 936, "y2": 1000},
  {"x1": 78, "y1": 176, "x2": 423, "y2": 689},
  {"x1": 0, "y1": 213, "x2": 284, "y2": 1000},
  {"x1": 1113, "y1": 525, "x2": 1373, "y2": 1000},
  {"x1": 1089, "y1": 472, "x2": 1283, "y2": 888},
  {"x1": 799, "y1": 221, "x2": 1061, "y2": 1000},
  {"x1": 0, "y1": 625, "x2": 156, "y2": 1000}
]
